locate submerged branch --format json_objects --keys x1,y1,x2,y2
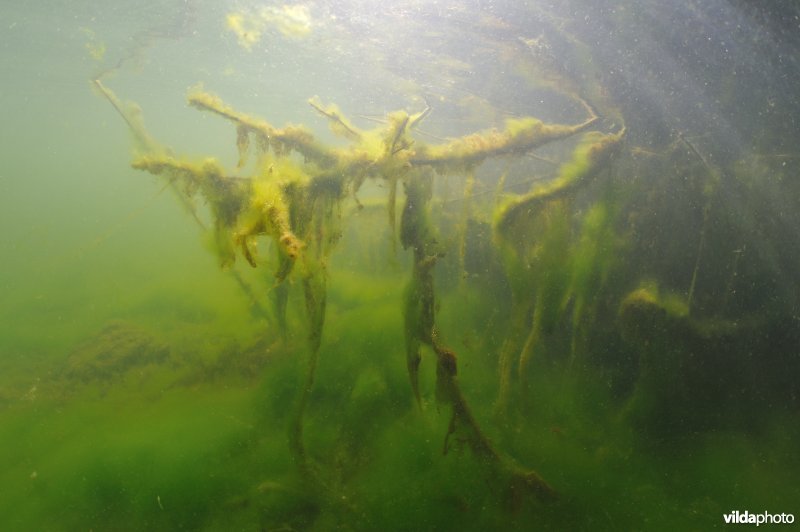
[
  {"x1": 98, "y1": 78, "x2": 621, "y2": 510},
  {"x1": 308, "y1": 96, "x2": 363, "y2": 141},
  {"x1": 411, "y1": 101, "x2": 598, "y2": 171},
  {"x1": 92, "y1": 79, "x2": 157, "y2": 152},
  {"x1": 188, "y1": 89, "x2": 338, "y2": 166},
  {"x1": 496, "y1": 127, "x2": 626, "y2": 238}
]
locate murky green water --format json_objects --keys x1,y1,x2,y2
[{"x1": 2, "y1": 1, "x2": 799, "y2": 530}]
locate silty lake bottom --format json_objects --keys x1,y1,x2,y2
[{"x1": 1, "y1": 1, "x2": 799, "y2": 529}]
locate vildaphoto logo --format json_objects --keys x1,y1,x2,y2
[{"x1": 723, "y1": 510, "x2": 795, "y2": 526}]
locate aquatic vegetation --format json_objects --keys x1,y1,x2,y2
[
  {"x1": 95, "y1": 71, "x2": 615, "y2": 512},
  {"x1": 91, "y1": 58, "x2": 798, "y2": 523},
  {"x1": 492, "y1": 127, "x2": 626, "y2": 415}
]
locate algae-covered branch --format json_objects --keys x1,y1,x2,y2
[{"x1": 96, "y1": 71, "x2": 625, "y2": 512}]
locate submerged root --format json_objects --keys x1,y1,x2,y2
[
  {"x1": 435, "y1": 332, "x2": 557, "y2": 505},
  {"x1": 401, "y1": 167, "x2": 557, "y2": 506}
]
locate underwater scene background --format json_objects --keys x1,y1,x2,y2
[{"x1": 1, "y1": 0, "x2": 799, "y2": 530}]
